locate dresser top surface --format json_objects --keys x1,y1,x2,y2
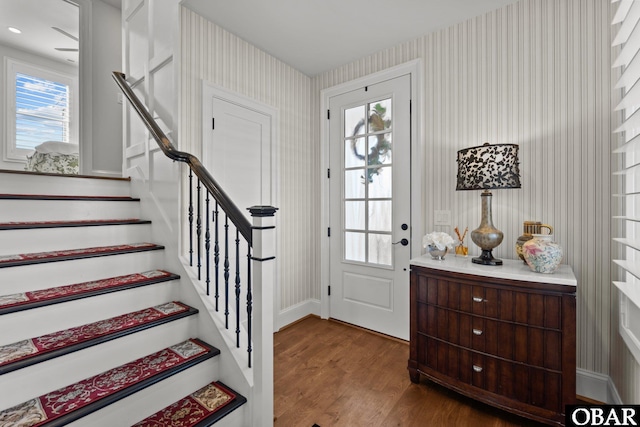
[{"x1": 410, "y1": 255, "x2": 577, "y2": 287}]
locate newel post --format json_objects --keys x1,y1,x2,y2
[{"x1": 248, "y1": 205, "x2": 277, "y2": 427}]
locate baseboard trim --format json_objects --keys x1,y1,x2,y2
[
  {"x1": 576, "y1": 368, "x2": 622, "y2": 404},
  {"x1": 276, "y1": 299, "x2": 320, "y2": 331}
]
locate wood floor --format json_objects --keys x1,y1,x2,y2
[{"x1": 274, "y1": 316, "x2": 547, "y2": 427}]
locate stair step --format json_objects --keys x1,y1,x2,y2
[
  {"x1": 0, "y1": 270, "x2": 179, "y2": 315},
  {"x1": 0, "y1": 218, "x2": 151, "y2": 230},
  {"x1": 0, "y1": 339, "x2": 220, "y2": 426},
  {"x1": 0, "y1": 194, "x2": 139, "y2": 202},
  {"x1": 133, "y1": 381, "x2": 247, "y2": 427},
  {"x1": 0, "y1": 243, "x2": 164, "y2": 268},
  {"x1": 0, "y1": 302, "x2": 198, "y2": 375}
]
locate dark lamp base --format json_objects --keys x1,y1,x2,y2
[{"x1": 472, "y1": 250, "x2": 503, "y2": 266}]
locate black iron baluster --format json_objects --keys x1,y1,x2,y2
[
  {"x1": 247, "y1": 246, "x2": 252, "y2": 368},
  {"x1": 214, "y1": 202, "x2": 220, "y2": 312},
  {"x1": 196, "y1": 179, "x2": 202, "y2": 280},
  {"x1": 188, "y1": 169, "x2": 194, "y2": 266},
  {"x1": 224, "y1": 215, "x2": 230, "y2": 329},
  {"x1": 235, "y1": 228, "x2": 241, "y2": 348},
  {"x1": 205, "y1": 190, "x2": 211, "y2": 295}
]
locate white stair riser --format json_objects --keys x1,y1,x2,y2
[
  {"x1": 0, "y1": 174, "x2": 131, "y2": 197},
  {"x1": 0, "y1": 316, "x2": 198, "y2": 409},
  {"x1": 67, "y1": 357, "x2": 219, "y2": 427},
  {"x1": 0, "y1": 224, "x2": 152, "y2": 256},
  {"x1": 0, "y1": 250, "x2": 166, "y2": 293},
  {"x1": 0, "y1": 280, "x2": 181, "y2": 346},
  {"x1": 0, "y1": 199, "x2": 141, "y2": 222}
]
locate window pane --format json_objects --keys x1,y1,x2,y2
[
  {"x1": 369, "y1": 200, "x2": 392, "y2": 232},
  {"x1": 368, "y1": 133, "x2": 392, "y2": 166},
  {"x1": 345, "y1": 105, "x2": 365, "y2": 137},
  {"x1": 345, "y1": 201, "x2": 365, "y2": 230},
  {"x1": 345, "y1": 137, "x2": 365, "y2": 168},
  {"x1": 15, "y1": 73, "x2": 70, "y2": 150},
  {"x1": 368, "y1": 166, "x2": 392, "y2": 198},
  {"x1": 345, "y1": 169, "x2": 366, "y2": 199},
  {"x1": 345, "y1": 232, "x2": 366, "y2": 262},
  {"x1": 368, "y1": 99, "x2": 392, "y2": 132},
  {"x1": 368, "y1": 233, "x2": 392, "y2": 266}
]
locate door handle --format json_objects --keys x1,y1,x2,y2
[{"x1": 392, "y1": 238, "x2": 409, "y2": 246}]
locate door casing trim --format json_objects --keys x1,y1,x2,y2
[{"x1": 319, "y1": 59, "x2": 423, "y2": 320}]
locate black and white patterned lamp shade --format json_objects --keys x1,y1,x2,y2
[{"x1": 456, "y1": 143, "x2": 521, "y2": 190}]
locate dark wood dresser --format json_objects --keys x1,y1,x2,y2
[{"x1": 408, "y1": 256, "x2": 576, "y2": 426}]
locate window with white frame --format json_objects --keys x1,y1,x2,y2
[
  {"x1": 4, "y1": 58, "x2": 78, "y2": 162},
  {"x1": 612, "y1": 0, "x2": 640, "y2": 363}
]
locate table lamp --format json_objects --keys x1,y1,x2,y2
[{"x1": 456, "y1": 143, "x2": 521, "y2": 265}]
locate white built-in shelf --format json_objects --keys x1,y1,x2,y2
[{"x1": 614, "y1": 259, "x2": 640, "y2": 281}]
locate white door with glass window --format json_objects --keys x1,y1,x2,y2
[{"x1": 328, "y1": 74, "x2": 411, "y2": 340}]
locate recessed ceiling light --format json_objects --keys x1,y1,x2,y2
[{"x1": 8, "y1": 27, "x2": 22, "y2": 34}]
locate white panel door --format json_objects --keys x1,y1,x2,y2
[
  {"x1": 204, "y1": 97, "x2": 272, "y2": 214},
  {"x1": 329, "y1": 74, "x2": 411, "y2": 340}
]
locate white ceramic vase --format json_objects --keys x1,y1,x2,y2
[{"x1": 522, "y1": 234, "x2": 563, "y2": 273}]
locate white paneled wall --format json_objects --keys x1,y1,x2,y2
[
  {"x1": 179, "y1": 8, "x2": 316, "y2": 312},
  {"x1": 313, "y1": 0, "x2": 617, "y2": 384},
  {"x1": 180, "y1": 0, "x2": 632, "y2": 399}
]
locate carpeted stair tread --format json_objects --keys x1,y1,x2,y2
[
  {"x1": 0, "y1": 243, "x2": 164, "y2": 268},
  {"x1": 0, "y1": 218, "x2": 151, "y2": 230},
  {"x1": 0, "y1": 270, "x2": 179, "y2": 315},
  {"x1": 133, "y1": 381, "x2": 247, "y2": 427},
  {"x1": 0, "y1": 194, "x2": 139, "y2": 201},
  {"x1": 0, "y1": 302, "x2": 198, "y2": 375},
  {"x1": 0, "y1": 339, "x2": 220, "y2": 427}
]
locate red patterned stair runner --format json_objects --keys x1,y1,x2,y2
[
  {"x1": 0, "y1": 302, "x2": 196, "y2": 372},
  {"x1": 0, "y1": 270, "x2": 178, "y2": 314},
  {"x1": 133, "y1": 382, "x2": 241, "y2": 427},
  {"x1": 0, "y1": 339, "x2": 218, "y2": 426},
  {"x1": 0, "y1": 243, "x2": 163, "y2": 267}
]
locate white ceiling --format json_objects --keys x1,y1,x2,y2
[
  {"x1": 0, "y1": 0, "x2": 520, "y2": 75},
  {"x1": 182, "y1": 0, "x2": 520, "y2": 76},
  {"x1": 0, "y1": 0, "x2": 80, "y2": 65}
]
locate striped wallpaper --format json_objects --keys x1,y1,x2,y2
[{"x1": 181, "y1": 0, "x2": 632, "y2": 400}]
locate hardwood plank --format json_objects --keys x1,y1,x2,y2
[{"x1": 274, "y1": 316, "x2": 547, "y2": 426}]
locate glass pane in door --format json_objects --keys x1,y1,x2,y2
[{"x1": 343, "y1": 98, "x2": 393, "y2": 266}]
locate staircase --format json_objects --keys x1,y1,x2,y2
[{"x1": 0, "y1": 170, "x2": 246, "y2": 426}]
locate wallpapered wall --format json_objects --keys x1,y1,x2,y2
[{"x1": 181, "y1": 0, "x2": 635, "y2": 401}]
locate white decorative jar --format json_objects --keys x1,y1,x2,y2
[{"x1": 522, "y1": 234, "x2": 563, "y2": 274}]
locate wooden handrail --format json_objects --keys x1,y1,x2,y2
[{"x1": 112, "y1": 71, "x2": 252, "y2": 245}]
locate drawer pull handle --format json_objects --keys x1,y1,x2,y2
[
  {"x1": 472, "y1": 297, "x2": 484, "y2": 303},
  {"x1": 473, "y1": 329, "x2": 483, "y2": 336},
  {"x1": 473, "y1": 365, "x2": 483, "y2": 372}
]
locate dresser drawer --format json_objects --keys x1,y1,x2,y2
[
  {"x1": 417, "y1": 303, "x2": 562, "y2": 370},
  {"x1": 417, "y1": 335, "x2": 563, "y2": 414},
  {"x1": 415, "y1": 273, "x2": 562, "y2": 329}
]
